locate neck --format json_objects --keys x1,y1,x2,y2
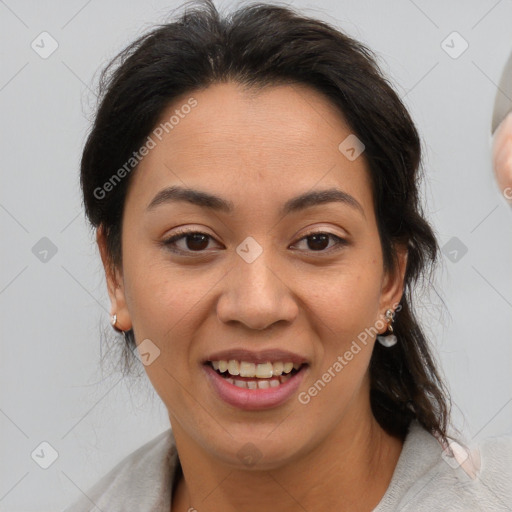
[{"x1": 171, "y1": 402, "x2": 403, "y2": 512}]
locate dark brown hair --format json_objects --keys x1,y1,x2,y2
[{"x1": 81, "y1": 0, "x2": 450, "y2": 440}]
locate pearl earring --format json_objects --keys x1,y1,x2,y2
[
  {"x1": 110, "y1": 314, "x2": 117, "y2": 327},
  {"x1": 377, "y1": 308, "x2": 397, "y2": 347}
]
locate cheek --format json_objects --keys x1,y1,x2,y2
[
  {"x1": 306, "y1": 263, "x2": 382, "y2": 338},
  {"x1": 300, "y1": 274, "x2": 378, "y2": 417},
  {"x1": 123, "y1": 264, "x2": 205, "y2": 407},
  {"x1": 122, "y1": 232, "x2": 200, "y2": 330},
  {"x1": 125, "y1": 266, "x2": 199, "y2": 341}
]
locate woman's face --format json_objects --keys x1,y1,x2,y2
[{"x1": 101, "y1": 81, "x2": 407, "y2": 468}]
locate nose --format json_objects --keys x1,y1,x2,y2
[{"x1": 216, "y1": 250, "x2": 298, "y2": 331}]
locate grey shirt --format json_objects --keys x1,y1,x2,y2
[{"x1": 63, "y1": 421, "x2": 512, "y2": 511}]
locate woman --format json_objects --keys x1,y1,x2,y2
[{"x1": 65, "y1": 1, "x2": 512, "y2": 510}]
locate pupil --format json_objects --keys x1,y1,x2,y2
[
  {"x1": 308, "y1": 233, "x2": 329, "y2": 251},
  {"x1": 187, "y1": 233, "x2": 209, "y2": 251}
]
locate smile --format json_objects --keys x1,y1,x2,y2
[
  {"x1": 203, "y1": 359, "x2": 308, "y2": 410},
  {"x1": 208, "y1": 359, "x2": 303, "y2": 388}
]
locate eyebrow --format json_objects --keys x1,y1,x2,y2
[{"x1": 146, "y1": 185, "x2": 365, "y2": 219}]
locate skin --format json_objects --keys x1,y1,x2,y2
[
  {"x1": 492, "y1": 111, "x2": 512, "y2": 204},
  {"x1": 97, "y1": 81, "x2": 408, "y2": 511}
]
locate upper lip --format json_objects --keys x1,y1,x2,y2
[{"x1": 203, "y1": 348, "x2": 309, "y2": 365}]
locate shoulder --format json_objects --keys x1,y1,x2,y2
[
  {"x1": 477, "y1": 432, "x2": 512, "y2": 499},
  {"x1": 62, "y1": 428, "x2": 179, "y2": 512},
  {"x1": 375, "y1": 422, "x2": 512, "y2": 512}
]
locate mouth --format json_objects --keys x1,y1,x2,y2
[
  {"x1": 202, "y1": 357, "x2": 309, "y2": 410},
  {"x1": 205, "y1": 359, "x2": 306, "y2": 389}
]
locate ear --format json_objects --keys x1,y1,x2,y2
[
  {"x1": 96, "y1": 225, "x2": 132, "y2": 332},
  {"x1": 492, "y1": 111, "x2": 512, "y2": 200},
  {"x1": 377, "y1": 242, "x2": 408, "y2": 333}
]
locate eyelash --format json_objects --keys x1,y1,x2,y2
[{"x1": 161, "y1": 229, "x2": 348, "y2": 256}]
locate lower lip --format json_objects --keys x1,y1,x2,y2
[{"x1": 203, "y1": 364, "x2": 308, "y2": 410}]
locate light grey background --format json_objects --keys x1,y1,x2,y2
[{"x1": 1, "y1": 0, "x2": 512, "y2": 510}]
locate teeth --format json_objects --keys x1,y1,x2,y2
[
  {"x1": 228, "y1": 360, "x2": 240, "y2": 376},
  {"x1": 223, "y1": 375, "x2": 292, "y2": 389},
  {"x1": 272, "y1": 362, "x2": 284, "y2": 376},
  {"x1": 255, "y1": 362, "x2": 273, "y2": 378},
  {"x1": 239, "y1": 361, "x2": 256, "y2": 377},
  {"x1": 210, "y1": 359, "x2": 302, "y2": 378},
  {"x1": 283, "y1": 362, "x2": 294, "y2": 373}
]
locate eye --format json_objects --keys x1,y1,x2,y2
[
  {"x1": 161, "y1": 230, "x2": 220, "y2": 254},
  {"x1": 291, "y1": 231, "x2": 348, "y2": 253},
  {"x1": 161, "y1": 229, "x2": 348, "y2": 256}
]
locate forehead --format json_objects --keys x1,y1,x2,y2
[{"x1": 126, "y1": 82, "x2": 374, "y2": 217}]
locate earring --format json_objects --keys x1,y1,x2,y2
[
  {"x1": 110, "y1": 313, "x2": 117, "y2": 327},
  {"x1": 377, "y1": 308, "x2": 397, "y2": 347}
]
